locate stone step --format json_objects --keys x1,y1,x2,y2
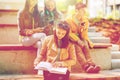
[
  {"x1": 88, "y1": 32, "x2": 103, "y2": 37},
  {"x1": 0, "y1": 44, "x2": 36, "y2": 50},
  {"x1": 0, "y1": 44, "x2": 37, "y2": 74},
  {"x1": 0, "y1": 24, "x2": 19, "y2": 44},
  {"x1": 111, "y1": 59, "x2": 120, "y2": 69},
  {"x1": 0, "y1": 10, "x2": 17, "y2": 24},
  {"x1": 88, "y1": 27, "x2": 96, "y2": 32},
  {"x1": 0, "y1": 70, "x2": 120, "y2": 80},
  {"x1": 0, "y1": 43, "x2": 112, "y2": 74},
  {"x1": 0, "y1": 23, "x2": 110, "y2": 44},
  {"x1": 110, "y1": 44, "x2": 120, "y2": 51},
  {"x1": 89, "y1": 37, "x2": 110, "y2": 43},
  {"x1": 111, "y1": 51, "x2": 120, "y2": 59}
]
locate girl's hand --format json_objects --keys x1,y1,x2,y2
[
  {"x1": 33, "y1": 28, "x2": 44, "y2": 33},
  {"x1": 52, "y1": 61, "x2": 63, "y2": 68},
  {"x1": 26, "y1": 29, "x2": 34, "y2": 36}
]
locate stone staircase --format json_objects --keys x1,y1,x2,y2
[
  {"x1": 88, "y1": 27, "x2": 110, "y2": 43},
  {"x1": 0, "y1": 8, "x2": 120, "y2": 80},
  {"x1": 0, "y1": 9, "x2": 19, "y2": 44},
  {"x1": 88, "y1": 26, "x2": 120, "y2": 70}
]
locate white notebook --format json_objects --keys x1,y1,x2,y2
[{"x1": 35, "y1": 61, "x2": 68, "y2": 74}]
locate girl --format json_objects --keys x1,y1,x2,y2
[
  {"x1": 34, "y1": 21, "x2": 76, "y2": 80},
  {"x1": 17, "y1": 0, "x2": 46, "y2": 56}
]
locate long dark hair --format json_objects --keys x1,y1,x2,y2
[
  {"x1": 54, "y1": 21, "x2": 70, "y2": 48},
  {"x1": 23, "y1": 0, "x2": 39, "y2": 15},
  {"x1": 22, "y1": 0, "x2": 41, "y2": 27}
]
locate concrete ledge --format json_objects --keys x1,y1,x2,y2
[
  {"x1": 90, "y1": 37, "x2": 110, "y2": 43},
  {"x1": 70, "y1": 70, "x2": 120, "y2": 80},
  {"x1": 0, "y1": 12, "x2": 17, "y2": 24},
  {"x1": 112, "y1": 59, "x2": 120, "y2": 69},
  {"x1": 72, "y1": 43, "x2": 112, "y2": 72},
  {"x1": 0, "y1": 70, "x2": 120, "y2": 80},
  {"x1": 72, "y1": 48, "x2": 112, "y2": 73},
  {"x1": 0, "y1": 25, "x2": 19, "y2": 44},
  {"x1": 93, "y1": 43, "x2": 112, "y2": 48},
  {"x1": 0, "y1": 9, "x2": 18, "y2": 12},
  {"x1": 0, "y1": 43, "x2": 112, "y2": 50},
  {"x1": 0, "y1": 44, "x2": 36, "y2": 50},
  {"x1": 90, "y1": 48, "x2": 111, "y2": 70},
  {"x1": 0, "y1": 24, "x2": 17, "y2": 27},
  {"x1": 0, "y1": 43, "x2": 112, "y2": 74},
  {"x1": 0, "y1": 50, "x2": 37, "y2": 74},
  {"x1": 111, "y1": 51, "x2": 120, "y2": 59}
]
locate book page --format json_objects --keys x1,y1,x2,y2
[
  {"x1": 35, "y1": 61, "x2": 52, "y2": 71},
  {"x1": 35, "y1": 61, "x2": 68, "y2": 74},
  {"x1": 50, "y1": 67, "x2": 68, "y2": 74}
]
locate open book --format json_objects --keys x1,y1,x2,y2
[{"x1": 35, "y1": 61, "x2": 68, "y2": 74}]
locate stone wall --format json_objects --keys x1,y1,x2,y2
[{"x1": 0, "y1": 50, "x2": 37, "y2": 74}]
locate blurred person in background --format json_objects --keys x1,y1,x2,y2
[
  {"x1": 66, "y1": 2, "x2": 101, "y2": 73},
  {"x1": 39, "y1": 0, "x2": 62, "y2": 35},
  {"x1": 17, "y1": 0, "x2": 46, "y2": 57}
]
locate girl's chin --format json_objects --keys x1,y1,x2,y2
[{"x1": 58, "y1": 38, "x2": 62, "y2": 40}]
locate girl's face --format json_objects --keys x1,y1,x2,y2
[
  {"x1": 74, "y1": 8, "x2": 85, "y2": 20},
  {"x1": 45, "y1": 1, "x2": 55, "y2": 11},
  {"x1": 56, "y1": 27, "x2": 67, "y2": 40}
]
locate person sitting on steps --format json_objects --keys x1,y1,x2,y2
[
  {"x1": 17, "y1": 0, "x2": 46, "y2": 56},
  {"x1": 34, "y1": 21, "x2": 76, "y2": 80},
  {"x1": 66, "y1": 2, "x2": 101, "y2": 73}
]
